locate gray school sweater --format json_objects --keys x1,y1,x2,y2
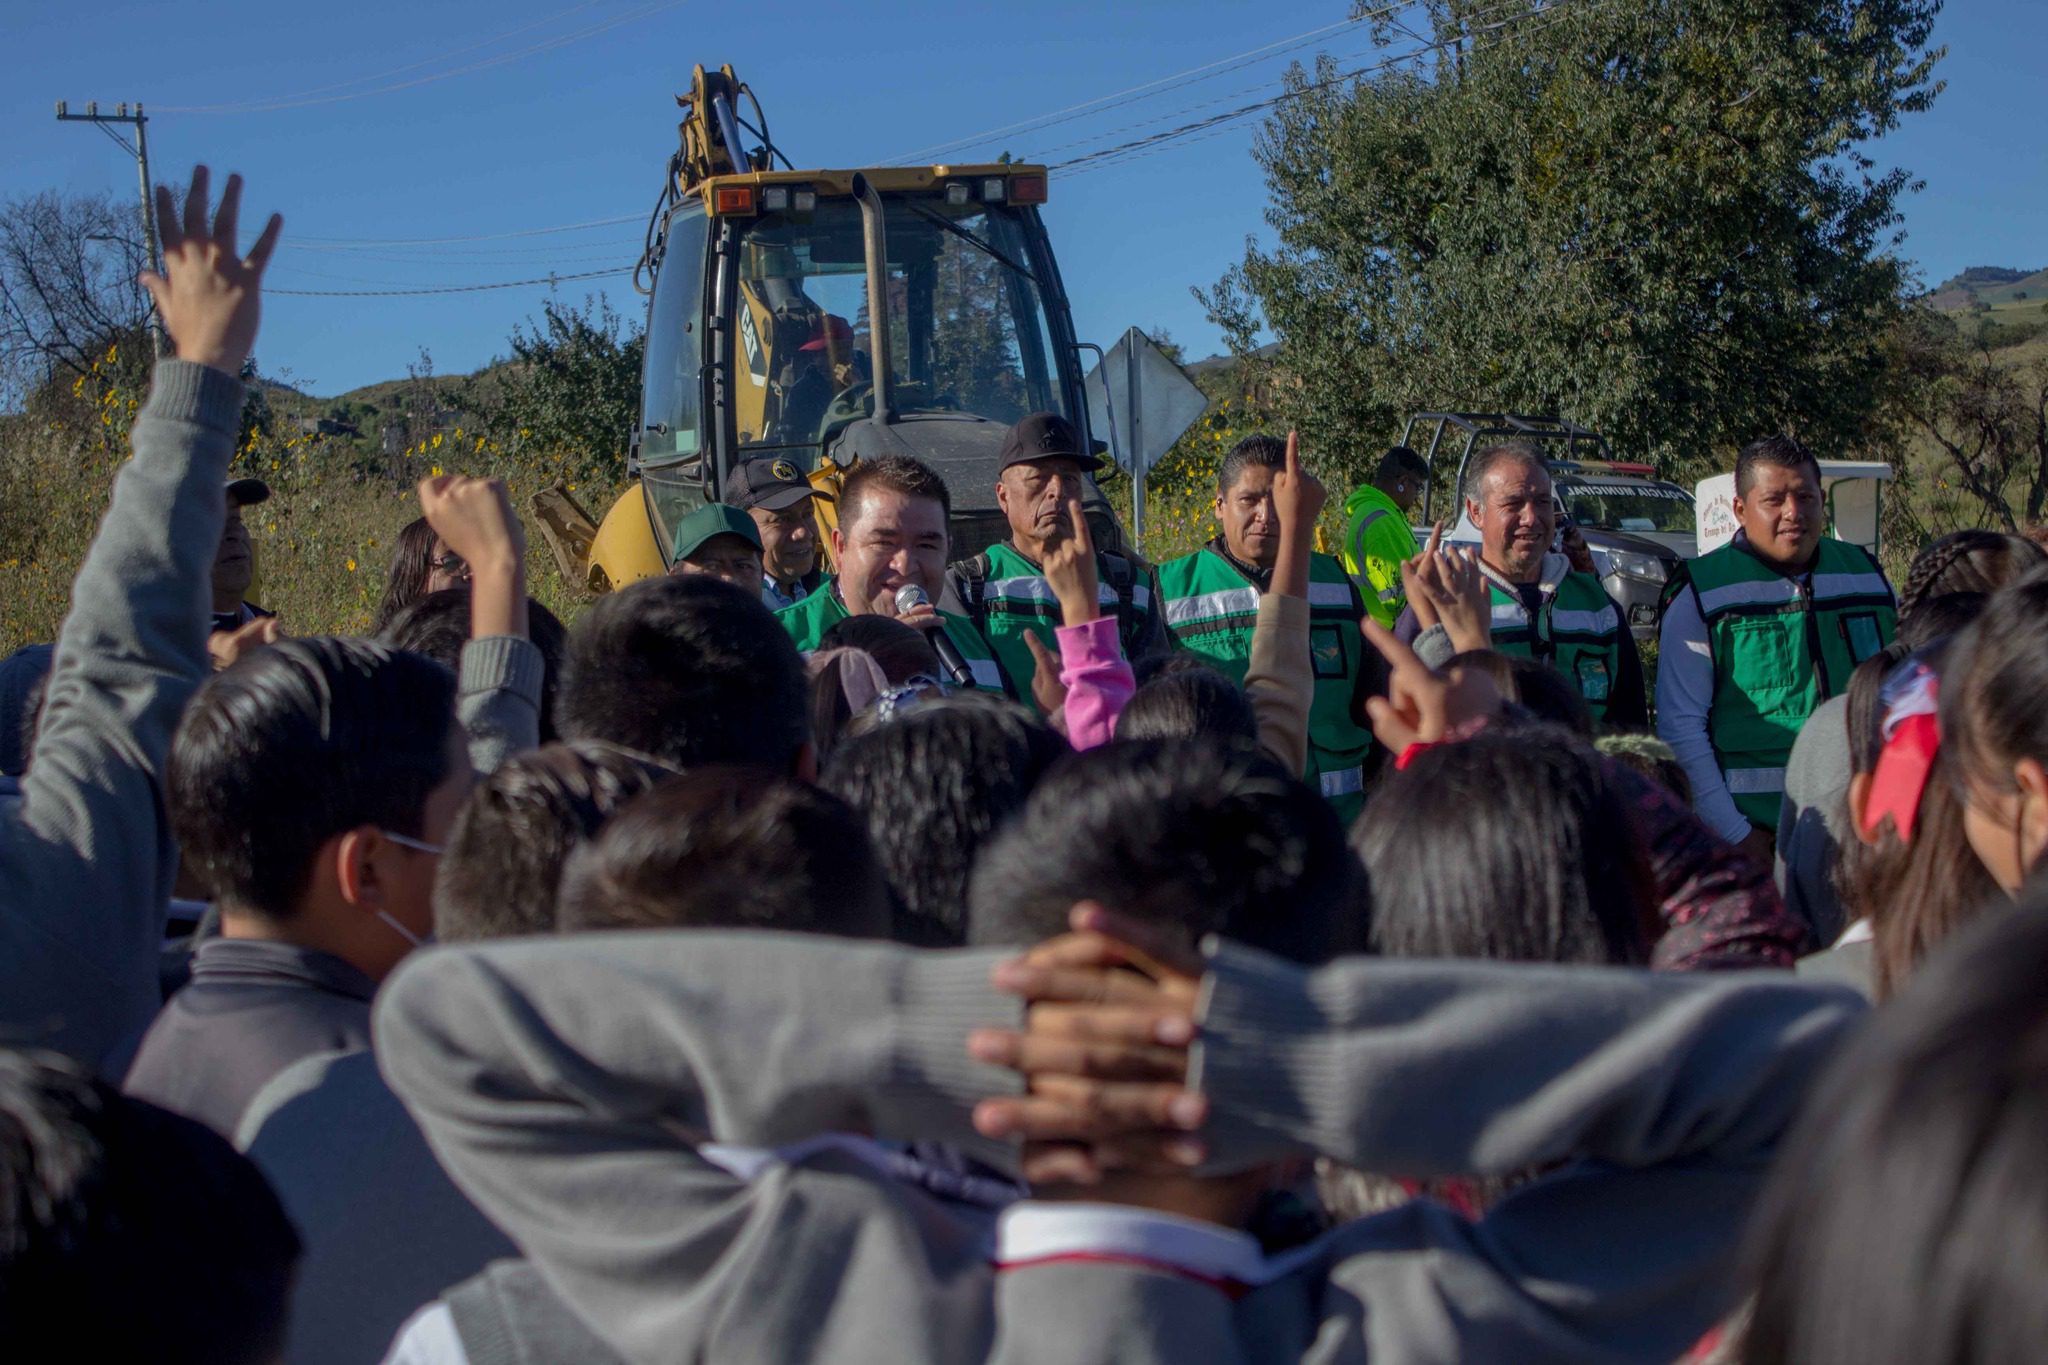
[
  {"x1": 377, "y1": 932, "x2": 1862, "y2": 1365},
  {"x1": 0, "y1": 361, "x2": 240, "y2": 1065}
]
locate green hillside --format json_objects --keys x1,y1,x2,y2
[{"x1": 1926, "y1": 265, "x2": 2048, "y2": 312}]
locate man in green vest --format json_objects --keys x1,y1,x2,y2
[
  {"x1": 1156, "y1": 433, "x2": 1379, "y2": 822},
  {"x1": 775, "y1": 454, "x2": 1011, "y2": 697},
  {"x1": 1657, "y1": 434, "x2": 1896, "y2": 865},
  {"x1": 946, "y1": 412, "x2": 1165, "y2": 714},
  {"x1": 1339, "y1": 445, "x2": 1428, "y2": 626},
  {"x1": 1395, "y1": 444, "x2": 1647, "y2": 728}
]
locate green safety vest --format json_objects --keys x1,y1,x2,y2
[
  {"x1": 1156, "y1": 545, "x2": 1374, "y2": 823},
  {"x1": 949, "y1": 542, "x2": 1155, "y2": 718},
  {"x1": 1666, "y1": 537, "x2": 1896, "y2": 828},
  {"x1": 1339, "y1": 484, "x2": 1420, "y2": 627},
  {"x1": 1482, "y1": 557, "x2": 1630, "y2": 726},
  {"x1": 775, "y1": 579, "x2": 1011, "y2": 697}
]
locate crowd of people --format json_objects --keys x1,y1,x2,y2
[{"x1": 5, "y1": 168, "x2": 2048, "y2": 1365}]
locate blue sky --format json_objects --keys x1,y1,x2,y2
[{"x1": 3, "y1": 0, "x2": 2041, "y2": 398}]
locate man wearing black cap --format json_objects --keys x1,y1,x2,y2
[
  {"x1": 724, "y1": 458, "x2": 828, "y2": 611},
  {"x1": 213, "y1": 478, "x2": 277, "y2": 634},
  {"x1": 946, "y1": 412, "x2": 1163, "y2": 706}
]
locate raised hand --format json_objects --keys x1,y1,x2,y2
[
  {"x1": 138, "y1": 167, "x2": 283, "y2": 377},
  {"x1": 1361, "y1": 616, "x2": 1503, "y2": 755},
  {"x1": 418, "y1": 474, "x2": 528, "y2": 639},
  {"x1": 206, "y1": 615, "x2": 282, "y2": 671},
  {"x1": 1271, "y1": 429, "x2": 1328, "y2": 529},
  {"x1": 1022, "y1": 630, "x2": 1070, "y2": 728},
  {"x1": 1419, "y1": 545, "x2": 1493, "y2": 653},
  {"x1": 1041, "y1": 496, "x2": 1100, "y2": 627}
]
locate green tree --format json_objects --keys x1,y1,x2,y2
[
  {"x1": 1200, "y1": 0, "x2": 1943, "y2": 485},
  {"x1": 477, "y1": 295, "x2": 645, "y2": 482}
]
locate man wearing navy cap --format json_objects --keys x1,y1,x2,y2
[
  {"x1": 724, "y1": 458, "x2": 828, "y2": 611},
  {"x1": 212, "y1": 478, "x2": 277, "y2": 632},
  {"x1": 946, "y1": 412, "x2": 1163, "y2": 708}
]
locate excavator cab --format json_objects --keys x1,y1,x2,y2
[{"x1": 552, "y1": 65, "x2": 1127, "y2": 592}]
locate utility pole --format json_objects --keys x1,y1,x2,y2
[{"x1": 54, "y1": 99, "x2": 167, "y2": 356}]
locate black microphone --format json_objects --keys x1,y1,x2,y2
[{"x1": 894, "y1": 584, "x2": 976, "y2": 689}]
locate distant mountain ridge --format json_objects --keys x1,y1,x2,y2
[{"x1": 1926, "y1": 265, "x2": 2048, "y2": 312}]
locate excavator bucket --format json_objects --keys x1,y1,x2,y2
[{"x1": 530, "y1": 484, "x2": 602, "y2": 591}]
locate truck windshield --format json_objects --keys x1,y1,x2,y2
[
  {"x1": 1560, "y1": 482, "x2": 1695, "y2": 534},
  {"x1": 731, "y1": 198, "x2": 1066, "y2": 453}
]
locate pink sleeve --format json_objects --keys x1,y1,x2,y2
[{"x1": 1055, "y1": 617, "x2": 1136, "y2": 750}]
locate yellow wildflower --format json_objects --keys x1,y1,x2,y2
[{"x1": 346, "y1": 557, "x2": 358, "y2": 572}]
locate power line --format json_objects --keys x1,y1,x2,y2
[
  {"x1": 288, "y1": 214, "x2": 644, "y2": 249},
  {"x1": 154, "y1": 0, "x2": 685, "y2": 114},
  {"x1": 266, "y1": 266, "x2": 631, "y2": 298}
]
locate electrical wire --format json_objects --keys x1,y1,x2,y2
[
  {"x1": 266, "y1": 266, "x2": 631, "y2": 298},
  {"x1": 288, "y1": 214, "x2": 644, "y2": 249},
  {"x1": 154, "y1": 0, "x2": 685, "y2": 115}
]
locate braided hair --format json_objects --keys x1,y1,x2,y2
[{"x1": 1898, "y1": 530, "x2": 2045, "y2": 620}]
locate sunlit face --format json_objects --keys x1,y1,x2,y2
[
  {"x1": 750, "y1": 501, "x2": 818, "y2": 583},
  {"x1": 1216, "y1": 463, "x2": 1279, "y2": 569},
  {"x1": 214, "y1": 499, "x2": 254, "y2": 600},
  {"x1": 1735, "y1": 462, "x2": 1825, "y2": 569},
  {"x1": 1959, "y1": 758, "x2": 2048, "y2": 897},
  {"x1": 831, "y1": 488, "x2": 948, "y2": 615},
  {"x1": 997, "y1": 457, "x2": 1084, "y2": 551},
  {"x1": 425, "y1": 537, "x2": 470, "y2": 593},
  {"x1": 1469, "y1": 458, "x2": 1555, "y2": 582},
  {"x1": 676, "y1": 534, "x2": 766, "y2": 591}
]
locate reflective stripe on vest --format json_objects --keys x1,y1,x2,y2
[
  {"x1": 1724, "y1": 766, "x2": 1787, "y2": 796},
  {"x1": 1484, "y1": 570, "x2": 1627, "y2": 723},
  {"x1": 1320, "y1": 766, "x2": 1364, "y2": 798},
  {"x1": 1164, "y1": 585, "x2": 1261, "y2": 628},
  {"x1": 987, "y1": 575, "x2": 1131, "y2": 611}
]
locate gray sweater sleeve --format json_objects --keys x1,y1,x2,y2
[
  {"x1": 376, "y1": 933, "x2": 1022, "y2": 1363},
  {"x1": 1190, "y1": 943, "x2": 1863, "y2": 1363},
  {"x1": 0, "y1": 360, "x2": 241, "y2": 1064},
  {"x1": 455, "y1": 634, "x2": 545, "y2": 775}
]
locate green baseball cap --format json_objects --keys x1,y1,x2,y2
[{"x1": 672, "y1": 503, "x2": 763, "y2": 563}]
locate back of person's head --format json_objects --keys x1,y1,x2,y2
[
  {"x1": 169, "y1": 637, "x2": 457, "y2": 919},
  {"x1": 1734, "y1": 433, "x2": 1821, "y2": 495},
  {"x1": 1898, "y1": 590, "x2": 1986, "y2": 650},
  {"x1": 1216, "y1": 433, "x2": 1288, "y2": 495},
  {"x1": 1938, "y1": 565, "x2": 2048, "y2": 894},
  {"x1": 1114, "y1": 665, "x2": 1258, "y2": 744},
  {"x1": 373, "y1": 515, "x2": 439, "y2": 634},
  {"x1": 379, "y1": 587, "x2": 469, "y2": 669},
  {"x1": 968, "y1": 737, "x2": 1360, "y2": 963},
  {"x1": 1743, "y1": 897, "x2": 2048, "y2": 1365},
  {"x1": 0, "y1": 1049, "x2": 300, "y2": 1365},
  {"x1": 1593, "y1": 730, "x2": 1692, "y2": 805},
  {"x1": 816, "y1": 613, "x2": 944, "y2": 683},
  {"x1": 435, "y1": 740, "x2": 679, "y2": 942},
  {"x1": 1897, "y1": 529, "x2": 2045, "y2": 619},
  {"x1": 556, "y1": 765, "x2": 891, "y2": 938},
  {"x1": 823, "y1": 697, "x2": 1065, "y2": 946},
  {"x1": 1445, "y1": 650, "x2": 1594, "y2": 737},
  {"x1": 1838, "y1": 633, "x2": 1997, "y2": 998},
  {"x1": 381, "y1": 590, "x2": 569, "y2": 742},
  {"x1": 556, "y1": 575, "x2": 810, "y2": 772},
  {"x1": 1355, "y1": 725, "x2": 1655, "y2": 965}
]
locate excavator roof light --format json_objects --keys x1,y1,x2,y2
[
  {"x1": 1010, "y1": 173, "x2": 1048, "y2": 205},
  {"x1": 712, "y1": 185, "x2": 756, "y2": 216}
]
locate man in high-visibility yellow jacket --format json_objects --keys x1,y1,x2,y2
[{"x1": 1339, "y1": 446, "x2": 1428, "y2": 626}]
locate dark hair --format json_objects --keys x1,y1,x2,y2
[
  {"x1": 1897, "y1": 529, "x2": 2045, "y2": 621},
  {"x1": 1898, "y1": 590, "x2": 1987, "y2": 650},
  {"x1": 373, "y1": 516, "x2": 439, "y2": 634},
  {"x1": 968, "y1": 737, "x2": 1361, "y2": 964},
  {"x1": 380, "y1": 589, "x2": 569, "y2": 743},
  {"x1": 1462, "y1": 443, "x2": 1545, "y2": 504},
  {"x1": 1941, "y1": 564, "x2": 2048, "y2": 802},
  {"x1": 168, "y1": 638, "x2": 457, "y2": 919},
  {"x1": 1354, "y1": 725, "x2": 1656, "y2": 965},
  {"x1": 816, "y1": 613, "x2": 943, "y2": 683},
  {"x1": 1217, "y1": 433, "x2": 1287, "y2": 497},
  {"x1": 838, "y1": 454, "x2": 951, "y2": 535},
  {"x1": 1594, "y1": 731, "x2": 1692, "y2": 805},
  {"x1": 1114, "y1": 665, "x2": 1258, "y2": 744},
  {"x1": 556, "y1": 575, "x2": 810, "y2": 772},
  {"x1": 1130, "y1": 650, "x2": 1217, "y2": 687},
  {"x1": 435, "y1": 740, "x2": 679, "y2": 942},
  {"x1": 1375, "y1": 445, "x2": 1428, "y2": 484},
  {"x1": 1742, "y1": 899, "x2": 2048, "y2": 1365},
  {"x1": 0, "y1": 1049, "x2": 301, "y2": 1365},
  {"x1": 557, "y1": 766, "x2": 891, "y2": 938},
  {"x1": 822, "y1": 697, "x2": 1065, "y2": 946},
  {"x1": 1734, "y1": 434, "x2": 1821, "y2": 497},
  {"x1": 1444, "y1": 650, "x2": 1594, "y2": 737},
  {"x1": 1836, "y1": 636, "x2": 1998, "y2": 999}
]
